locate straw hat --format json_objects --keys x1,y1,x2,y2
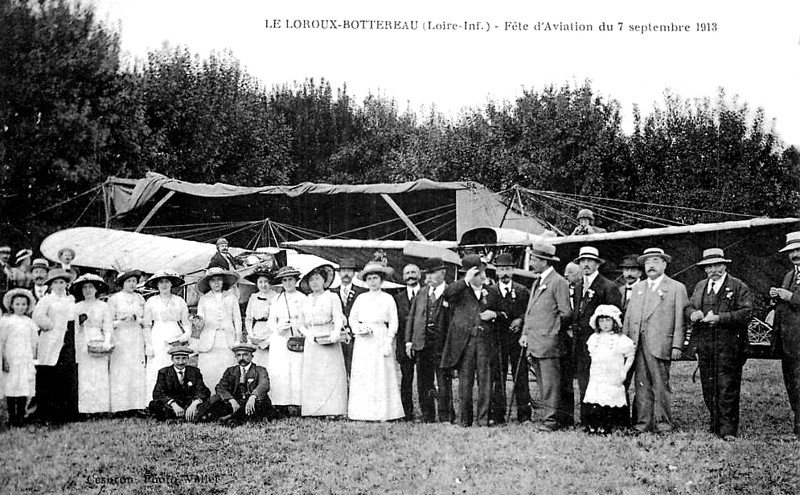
[
  {"x1": 196, "y1": 267, "x2": 240, "y2": 294},
  {"x1": 530, "y1": 242, "x2": 560, "y2": 262},
  {"x1": 3, "y1": 288, "x2": 35, "y2": 314},
  {"x1": 637, "y1": 248, "x2": 672, "y2": 264},
  {"x1": 779, "y1": 231, "x2": 800, "y2": 253},
  {"x1": 589, "y1": 304, "x2": 623, "y2": 330},
  {"x1": 30, "y1": 258, "x2": 50, "y2": 271},
  {"x1": 573, "y1": 246, "x2": 605, "y2": 265},
  {"x1": 358, "y1": 261, "x2": 394, "y2": 280},
  {"x1": 274, "y1": 265, "x2": 302, "y2": 282},
  {"x1": 695, "y1": 248, "x2": 732, "y2": 266},
  {"x1": 144, "y1": 269, "x2": 184, "y2": 289},
  {"x1": 44, "y1": 268, "x2": 75, "y2": 286},
  {"x1": 69, "y1": 273, "x2": 109, "y2": 297}
]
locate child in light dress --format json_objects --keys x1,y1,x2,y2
[
  {"x1": 0, "y1": 289, "x2": 38, "y2": 427},
  {"x1": 582, "y1": 304, "x2": 636, "y2": 434}
]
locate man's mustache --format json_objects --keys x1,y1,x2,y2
[
  {"x1": 238, "y1": 359, "x2": 248, "y2": 366},
  {"x1": 405, "y1": 276, "x2": 418, "y2": 282}
]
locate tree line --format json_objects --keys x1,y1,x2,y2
[{"x1": 1, "y1": 0, "x2": 798, "y2": 247}]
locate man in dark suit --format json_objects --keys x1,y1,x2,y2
[
  {"x1": 200, "y1": 342, "x2": 272, "y2": 423},
  {"x1": 149, "y1": 345, "x2": 211, "y2": 421},
  {"x1": 333, "y1": 258, "x2": 367, "y2": 377},
  {"x1": 623, "y1": 247, "x2": 688, "y2": 434},
  {"x1": 618, "y1": 254, "x2": 644, "y2": 312},
  {"x1": 207, "y1": 237, "x2": 239, "y2": 270},
  {"x1": 487, "y1": 253, "x2": 531, "y2": 424},
  {"x1": 393, "y1": 263, "x2": 421, "y2": 421},
  {"x1": 771, "y1": 231, "x2": 800, "y2": 439},
  {"x1": 572, "y1": 246, "x2": 622, "y2": 422},
  {"x1": 686, "y1": 248, "x2": 752, "y2": 440},
  {"x1": 440, "y1": 254, "x2": 501, "y2": 427},
  {"x1": 520, "y1": 242, "x2": 573, "y2": 431},
  {"x1": 405, "y1": 257, "x2": 454, "y2": 423}
]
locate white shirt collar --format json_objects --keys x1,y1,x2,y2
[
  {"x1": 539, "y1": 266, "x2": 554, "y2": 282},
  {"x1": 429, "y1": 282, "x2": 445, "y2": 299},
  {"x1": 647, "y1": 274, "x2": 665, "y2": 290},
  {"x1": 708, "y1": 274, "x2": 727, "y2": 293},
  {"x1": 583, "y1": 271, "x2": 599, "y2": 288},
  {"x1": 406, "y1": 285, "x2": 419, "y2": 299},
  {"x1": 499, "y1": 281, "x2": 513, "y2": 293},
  {"x1": 240, "y1": 363, "x2": 251, "y2": 374}
]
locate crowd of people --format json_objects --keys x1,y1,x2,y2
[{"x1": 1, "y1": 230, "x2": 800, "y2": 441}]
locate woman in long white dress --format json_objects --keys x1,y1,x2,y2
[
  {"x1": 347, "y1": 262, "x2": 404, "y2": 421},
  {"x1": 142, "y1": 270, "x2": 191, "y2": 397},
  {"x1": 266, "y1": 266, "x2": 306, "y2": 416},
  {"x1": 244, "y1": 264, "x2": 278, "y2": 367},
  {"x1": 298, "y1": 267, "x2": 347, "y2": 417},
  {"x1": 193, "y1": 267, "x2": 241, "y2": 390},
  {"x1": 70, "y1": 274, "x2": 114, "y2": 415},
  {"x1": 32, "y1": 269, "x2": 77, "y2": 422},
  {"x1": 106, "y1": 270, "x2": 147, "y2": 413}
]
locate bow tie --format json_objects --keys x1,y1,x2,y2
[{"x1": 257, "y1": 296, "x2": 269, "y2": 301}]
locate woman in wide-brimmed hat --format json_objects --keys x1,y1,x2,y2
[
  {"x1": 266, "y1": 266, "x2": 306, "y2": 416},
  {"x1": 31, "y1": 269, "x2": 77, "y2": 422},
  {"x1": 142, "y1": 269, "x2": 191, "y2": 396},
  {"x1": 0, "y1": 288, "x2": 38, "y2": 426},
  {"x1": 298, "y1": 267, "x2": 347, "y2": 417},
  {"x1": 193, "y1": 267, "x2": 242, "y2": 389},
  {"x1": 106, "y1": 269, "x2": 147, "y2": 414},
  {"x1": 244, "y1": 263, "x2": 279, "y2": 366},
  {"x1": 70, "y1": 273, "x2": 114, "y2": 415},
  {"x1": 347, "y1": 262, "x2": 404, "y2": 421}
]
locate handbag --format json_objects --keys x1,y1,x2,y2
[{"x1": 282, "y1": 292, "x2": 305, "y2": 353}]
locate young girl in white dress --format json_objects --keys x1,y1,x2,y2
[
  {"x1": 583, "y1": 304, "x2": 636, "y2": 434},
  {"x1": 0, "y1": 289, "x2": 38, "y2": 426},
  {"x1": 347, "y1": 262, "x2": 404, "y2": 422}
]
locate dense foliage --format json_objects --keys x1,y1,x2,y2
[{"x1": 1, "y1": 0, "x2": 798, "y2": 246}]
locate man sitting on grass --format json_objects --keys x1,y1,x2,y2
[
  {"x1": 199, "y1": 342, "x2": 272, "y2": 424},
  {"x1": 149, "y1": 344, "x2": 210, "y2": 421}
]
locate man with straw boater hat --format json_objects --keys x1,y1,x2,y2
[
  {"x1": 200, "y1": 342, "x2": 272, "y2": 424},
  {"x1": 771, "y1": 231, "x2": 800, "y2": 439},
  {"x1": 519, "y1": 242, "x2": 573, "y2": 431},
  {"x1": 571, "y1": 246, "x2": 622, "y2": 424},
  {"x1": 149, "y1": 344, "x2": 210, "y2": 421},
  {"x1": 686, "y1": 248, "x2": 752, "y2": 440},
  {"x1": 622, "y1": 247, "x2": 688, "y2": 434}
]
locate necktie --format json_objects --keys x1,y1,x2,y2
[
  {"x1": 177, "y1": 370, "x2": 184, "y2": 385},
  {"x1": 708, "y1": 281, "x2": 715, "y2": 294},
  {"x1": 647, "y1": 280, "x2": 654, "y2": 291},
  {"x1": 503, "y1": 287, "x2": 509, "y2": 298},
  {"x1": 240, "y1": 367, "x2": 247, "y2": 384}
]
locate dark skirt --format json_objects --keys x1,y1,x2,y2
[
  {"x1": 582, "y1": 402, "x2": 630, "y2": 434},
  {"x1": 35, "y1": 327, "x2": 79, "y2": 423}
]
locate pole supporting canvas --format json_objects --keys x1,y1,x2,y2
[{"x1": 380, "y1": 193, "x2": 428, "y2": 241}]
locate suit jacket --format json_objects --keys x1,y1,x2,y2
[
  {"x1": 214, "y1": 363, "x2": 270, "y2": 402},
  {"x1": 208, "y1": 252, "x2": 238, "y2": 270},
  {"x1": 405, "y1": 283, "x2": 449, "y2": 353},
  {"x1": 393, "y1": 288, "x2": 418, "y2": 363},
  {"x1": 573, "y1": 274, "x2": 622, "y2": 332},
  {"x1": 488, "y1": 281, "x2": 530, "y2": 334},
  {"x1": 522, "y1": 269, "x2": 573, "y2": 358},
  {"x1": 773, "y1": 269, "x2": 800, "y2": 357},
  {"x1": 440, "y1": 280, "x2": 501, "y2": 369},
  {"x1": 152, "y1": 365, "x2": 211, "y2": 406},
  {"x1": 686, "y1": 275, "x2": 752, "y2": 355},
  {"x1": 332, "y1": 285, "x2": 367, "y2": 322},
  {"x1": 623, "y1": 276, "x2": 688, "y2": 360}
]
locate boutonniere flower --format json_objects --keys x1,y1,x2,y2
[
  {"x1": 442, "y1": 300, "x2": 449, "y2": 308},
  {"x1": 480, "y1": 288, "x2": 488, "y2": 304},
  {"x1": 657, "y1": 289, "x2": 665, "y2": 299},
  {"x1": 586, "y1": 289, "x2": 595, "y2": 299},
  {"x1": 725, "y1": 290, "x2": 733, "y2": 300},
  {"x1": 539, "y1": 284, "x2": 547, "y2": 291},
  {"x1": 247, "y1": 378, "x2": 254, "y2": 383},
  {"x1": 187, "y1": 381, "x2": 193, "y2": 387},
  {"x1": 511, "y1": 289, "x2": 516, "y2": 300}
]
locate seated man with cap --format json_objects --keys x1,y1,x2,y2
[
  {"x1": 201, "y1": 342, "x2": 272, "y2": 423},
  {"x1": 208, "y1": 237, "x2": 240, "y2": 271},
  {"x1": 149, "y1": 344, "x2": 211, "y2": 421}
]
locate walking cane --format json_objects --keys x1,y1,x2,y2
[{"x1": 505, "y1": 349, "x2": 526, "y2": 423}]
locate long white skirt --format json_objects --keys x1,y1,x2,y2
[
  {"x1": 267, "y1": 332, "x2": 303, "y2": 406},
  {"x1": 197, "y1": 330, "x2": 236, "y2": 392},
  {"x1": 109, "y1": 322, "x2": 147, "y2": 411},
  {"x1": 347, "y1": 322, "x2": 404, "y2": 421},
  {"x1": 301, "y1": 337, "x2": 347, "y2": 416},
  {"x1": 76, "y1": 326, "x2": 110, "y2": 414},
  {"x1": 146, "y1": 321, "x2": 184, "y2": 399}
]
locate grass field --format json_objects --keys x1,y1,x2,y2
[{"x1": 1, "y1": 360, "x2": 798, "y2": 494}]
